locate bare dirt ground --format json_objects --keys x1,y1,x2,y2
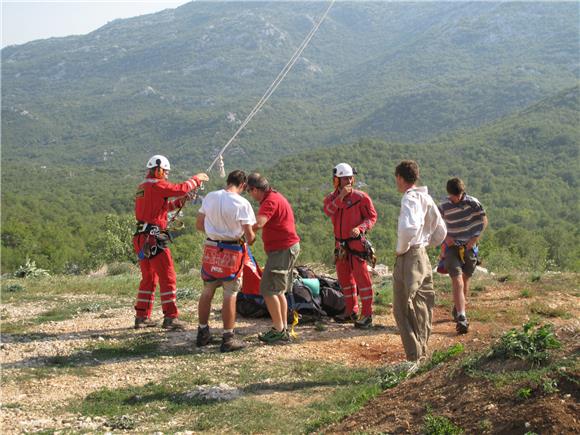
[{"x1": 1, "y1": 273, "x2": 579, "y2": 434}]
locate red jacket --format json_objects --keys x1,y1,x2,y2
[
  {"x1": 135, "y1": 175, "x2": 201, "y2": 229},
  {"x1": 323, "y1": 189, "x2": 377, "y2": 249}
]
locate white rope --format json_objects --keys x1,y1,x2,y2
[{"x1": 206, "y1": 0, "x2": 335, "y2": 173}]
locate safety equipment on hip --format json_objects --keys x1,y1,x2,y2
[
  {"x1": 333, "y1": 163, "x2": 357, "y2": 178},
  {"x1": 201, "y1": 239, "x2": 246, "y2": 281},
  {"x1": 135, "y1": 223, "x2": 172, "y2": 260},
  {"x1": 146, "y1": 155, "x2": 171, "y2": 170},
  {"x1": 334, "y1": 236, "x2": 377, "y2": 268}
]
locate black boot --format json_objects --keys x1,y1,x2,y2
[
  {"x1": 134, "y1": 317, "x2": 157, "y2": 329},
  {"x1": 162, "y1": 317, "x2": 187, "y2": 331},
  {"x1": 220, "y1": 332, "x2": 246, "y2": 353},
  {"x1": 196, "y1": 325, "x2": 212, "y2": 347}
]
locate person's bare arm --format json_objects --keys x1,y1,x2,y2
[
  {"x1": 252, "y1": 215, "x2": 268, "y2": 232},
  {"x1": 196, "y1": 213, "x2": 206, "y2": 232}
]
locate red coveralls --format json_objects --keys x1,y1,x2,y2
[
  {"x1": 323, "y1": 189, "x2": 377, "y2": 317},
  {"x1": 133, "y1": 175, "x2": 201, "y2": 319}
]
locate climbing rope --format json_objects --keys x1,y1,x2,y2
[
  {"x1": 206, "y1": 0, "x2": 336, "y2": 174},
  {"x1": 168, "y1": 1, "x2": 335, "y2": 230}
]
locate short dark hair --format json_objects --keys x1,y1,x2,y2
[
  {"x1": 395, "y1": 160, "x2": 420, "y2": 184},
  {"x1": 247, "y1": 173, "x2": 270, "y2": 191},
  {"x1": 446, "y1": 177, "x2": 465, "y2": 196},
  {"x1": 226, "y1": 170, "x2": 246, "y2": 187}
]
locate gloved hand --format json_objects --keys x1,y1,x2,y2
[{"x1": 195, "y1": 172, "x2": 209, "y2": 182}]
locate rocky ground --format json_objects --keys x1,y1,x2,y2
[{"x1": 1, "y1": 272, "x2": 578, "y2": 434}]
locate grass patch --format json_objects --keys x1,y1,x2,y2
[
  {"x1": 520, "y1": 289, "x2": 533, "y2": 298},
  {"x1": 1, "y1": 273, "x2": 205, "y2": 302},
  {"x1": 44, "y1": 336, "x2": 162, "y2": 367},
  {"x1": 469, "y1": 308, "x2": 494, "y2": 323},
  {"x1": 31, "y1": 301, "x2": 123, "y2": 325},
  {"x1": 528, "y1": 302, "x2": 570, "y2": 319},
  {"x1": 70, "y1": 358, "x2": 381, "y2": 434},
  {"x1": 418, "y1": 343, "x2": 464, "y2": 374},
  {"x1": 10, "y1": 366, "x2": 95, "y2": 382},
  {"x1": 374, "y1": 282, "x2": 393, "y2": 315}
]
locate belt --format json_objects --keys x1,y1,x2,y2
[{"x1": 206, "y1": 238, "x2": 240, "y2": 245}]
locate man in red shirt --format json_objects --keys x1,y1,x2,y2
[
  {"x1": 324, "y1": 163, "x2": 377, "y2": 328},
  {"x1": 133, "y1": 154, "x2": 208, "y2": 330},
  {"x1": 247, "y1": 173, "x2": 300, "y2": 344}
]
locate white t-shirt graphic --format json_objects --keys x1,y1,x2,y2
[{"x1": 199, "y1": 189, "x2": 256, "y2": 241}]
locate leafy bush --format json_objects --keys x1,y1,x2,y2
[
  {"x1": 423, "y1": 413, "x2": 464, "y2": 435},
  {"x1": 3, "y1": 283, "x2": 25, "y2": 292},
  {"x1": 13, "y1": 258, "x2": 50, "y2": 278},
  {"x1": 517, "y1": 387, "x2": 532, "y2": 400},
  {"x1": 490, "y1": 321, "x2": 560, "y2": 366},
  {"x1": 107, "y1": 262, "x2": 138, "y2": 276}
]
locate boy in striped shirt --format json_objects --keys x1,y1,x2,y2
[{"x1": 439, "y1": 178, "x2": 488, "y2": 334}]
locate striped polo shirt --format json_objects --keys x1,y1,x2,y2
[{"x1": 438, "y1": 194, "x2": 486, "y2": 245}]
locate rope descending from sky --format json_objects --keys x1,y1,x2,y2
[{"x1": 206, "y1": 0, "x2": 336, "y2": 174}]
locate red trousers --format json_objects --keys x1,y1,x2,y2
[
  {"x1": 134, "y1": 247, "x2": 178, "y2": 319},
  {"x1": 336, "y1": 254, "x2": 373, "y2": 317}
]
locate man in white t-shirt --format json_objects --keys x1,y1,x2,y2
[{"x1": 195, "y1": 170, "x2": 256, "y2": 352}]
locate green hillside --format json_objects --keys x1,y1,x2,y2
[
  {"x1": 2, "y1": 2, "x2": 578, "y2": 168},
  {"x1": 2, "y1": 87, "x2": 578, "y2": 273}
]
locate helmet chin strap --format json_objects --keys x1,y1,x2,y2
[{"x1": 154, "y1": 167, "x2": 165, "y2": 179}]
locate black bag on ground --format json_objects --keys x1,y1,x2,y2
[
  {"x1": 236, "y1": 293, "x2": 269, "y2": 318},
  {"x1": 287, "y1": 279, "x2": 326, "y2": 321},
  {"x1": 316, "y1": 275, "x2": 345, "y2": 316},
  {"x1": 319, "y1": 285, "x2": 345, "y2": 316},
  {"x1": 296, "y1": 265, "x2": 317, "y2": 279}
]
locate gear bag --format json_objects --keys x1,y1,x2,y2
[
  {"x1": 287, "y1": 279, "x2": 327, "y2": 321},
  {"x1": 236, "y1": 293, "x2": 269, "y2": 318},
  {"x1": 317, "y1": 276, "x2": 345, "y2": 316},
  {"x1": 201, "y1": 240, "x2": 245, "y2": 281}
]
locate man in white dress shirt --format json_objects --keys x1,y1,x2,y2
[
  {"x1": 394, "y1": 160, "x2": 447, "y2": 363},
  {"x1": 195, "y1": 170, "x2": 256, "y2": 352}
]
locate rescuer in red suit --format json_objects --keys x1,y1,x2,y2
[
  {"x1": 133, "y1": 154, "x2": 209, "y2": 330},
  {"x1": 323, "y1": 163, "x2": 378, "y2": 329}
]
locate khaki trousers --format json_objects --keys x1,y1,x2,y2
[{"x1": 393, "y1": 247, "x2": 435, "y2": 361}]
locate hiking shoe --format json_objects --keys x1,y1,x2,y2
[
  {"x1": 196, "y1": 325, "x2": 212, "y2": 347},
  {"x1": 451, "y1": 306, "x2": 458, "y2": 322},
  {"x1": 220, "y1": 332, "x2": 246, "y2": 353},
  {"x1": 134, "y1": 317, "x2": 157, "y2": 329},
  {"x1": 162, "y1": 317, "x2": 187, "y2": 331},
  {"x1": 334, "y1": 312, "x2": 358, "y2": 324},
  {"x1": 258, "y1": 328, "x2": 287, "y2": 344},
  {"x1": 354, "y1": 315, "x2": 373, "y2": 329},
  {"x1": 456, "y1": 315, "x2": 469, "y2": 334}
]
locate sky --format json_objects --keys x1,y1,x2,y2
[{"x1": 1, "y1": 1, "x2": 190, "y2": 48}]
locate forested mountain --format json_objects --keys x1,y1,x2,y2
[
  {"x1": 2, "y1": 1, "x2": 578, "y2": 169},
  {"x1": 2, "y1": 87, "x2": 578, "y2": 273}
]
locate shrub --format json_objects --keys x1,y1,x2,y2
[
  {"x1": 4, "y1": 283, "x2": 26, "y2": 292},
  {"x1": 423, "y1": 413, "x2": 464, "y2": 435},
  {"x1": 107, "y1": 262, "x2": 138, "y2": 276},
  {"x1": 13, "y1": 258, "x2": 50, "y2": 278},
  {"x1": 490, "y1": 321, "x2": 561, "y2": 366}
]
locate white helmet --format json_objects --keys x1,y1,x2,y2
[
  {"x1": 146, "y1": 155, "x2": 170, "y2": 170},
  {"x1": 333, "y1": 162, "x2": 356, "y2": 177}
]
